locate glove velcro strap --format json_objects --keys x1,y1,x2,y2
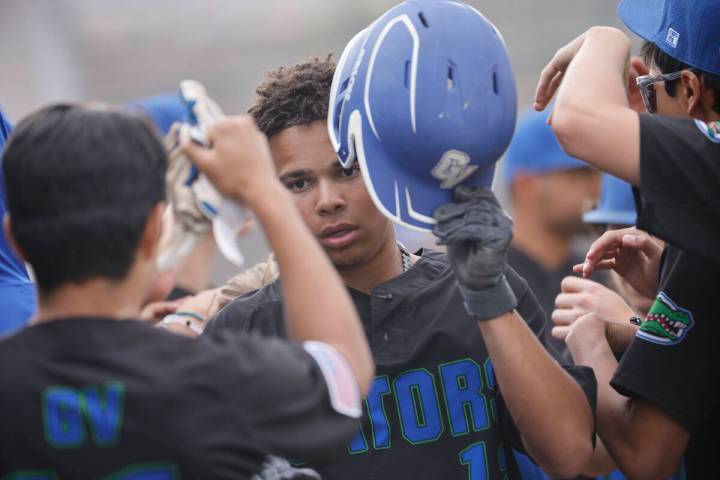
[{"x1": 459, "y1": 276, "x2": 518, "y2": 320}]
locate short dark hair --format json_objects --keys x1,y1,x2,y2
[
  {"x1": 641, "y1": 41, "x2": 720, "y2": 113},
  {"x1": 2, "y1": 104, "x2": 166, "y2": 293},
  {"x1": 248, "y1": 56, "x2": 336, "y2": 138}
]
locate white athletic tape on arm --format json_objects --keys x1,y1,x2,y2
[{"x1": 303, "y1": 341, "x2": 362, "y2": 418}]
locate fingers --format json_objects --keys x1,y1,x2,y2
[
  {"x1": 555, "y1": 292, "x2": 583, "y2": 309},
  {"x1": 551, "y1": 308, "x2": 581, "y2": 326},
  {"x1": 581, "y1": 227, "x2": 635, "y2": 275},
  {"x1": 534, "y1": 63, "x2": 562, "y2": 110},
  {"x1": 621, "y1": 232, "x2": 662, "y2": 258},
  {"x1": 560, "y1": 275, "x2": 597, "y2": 293},
  {"x1": 630, "y1": 56, "x2": 650, "y2": 77},
  {"x1": 551, "y1": 325, "x2": 571, "y2": 340},
  {"x1": 627, "y1": 56, "x2": 649, "y2": 113},
  {"x1": 180, "y1": 133, "x2": 214, "y2": 173}
]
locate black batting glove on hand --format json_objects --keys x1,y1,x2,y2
[{"x1": 433, "y1": 186, "x2": 517, "y2": 320}]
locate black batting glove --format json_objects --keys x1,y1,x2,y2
[{"x1": 433, "y1": 186, "x2": 517, "y2": 320}]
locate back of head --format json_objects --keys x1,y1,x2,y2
[
  {"x1": 2, "y1": 104, "x2": 166, "y2": 294},
  {"x1": 619, "y1": 0, "x2": 720, "y2": 113},
  {"x1": 249, "y1": 57, "x2": 336, "y2": 139}
]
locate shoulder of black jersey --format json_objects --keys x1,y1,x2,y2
[
  {"x1": 206, "y1": 281, "x2": 283, "y2": 333},
  {"x1": 640, "y1": 114, "x2": 718, "y2": 144}
]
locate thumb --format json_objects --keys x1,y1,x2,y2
[{"x1": 180, "y1": 133, "x2": 214, "y2": 175}]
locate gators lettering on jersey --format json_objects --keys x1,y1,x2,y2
[{"x1": 207, "y1": 250, "x2": 596, "y2": 479}]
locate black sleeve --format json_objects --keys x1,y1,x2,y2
[
  {"x1": 197, "y1": 333, "x2": 359, "y2": 462},
  {"x1": 203, "y1": 287, "x2": 288, "y2": 339},
  {"x1": 611, "y1": 248, "x2": 720, "y2": 434},
  {"x1": 636, "y1": 115, "x2": 720, "y2": 263},
  {"x1": 499, "y1": 269, "x2": 598, "y2": 452}
]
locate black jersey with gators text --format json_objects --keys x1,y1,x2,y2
[{"x1": 207, "y1": 249, "x2": 597, "y2": 480}]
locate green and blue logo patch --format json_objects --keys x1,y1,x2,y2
[
  {"x1": 637, "y1": 292, "x2": 694, "y2": 345},
  {"x1": 695, "y1": 119, "x2": 720, "y2": 144}
]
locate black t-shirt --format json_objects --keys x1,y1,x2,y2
[
  {"x1": 635, "y1": 115, "x2": 720, "y2": 263},
  {"x1": 0, "y1": 318, "x2": 359, "y2": 479},
  {"x1": 207, "y1": 249, "x2": 597, "y2": 480},
  {"x1": 612, "y1": 246, "x2": 719, "y2": 478}
]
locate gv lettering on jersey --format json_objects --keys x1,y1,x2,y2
[
  {"x1": 42, "y1": 382, "x2": 125, "y2": 448},
  {"x1": 348, "y1": 358, "x2": 497, "y2": 453}
]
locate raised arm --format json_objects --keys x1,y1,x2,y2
[
  {"x1": 433, "y1": 187, "x2": 594, "y2": 478},
  {"x1": 535, "y1": 27, "x2": 642, "y2": 185},
  {"x1": 182, "y1": 116, "x2": 373, "y2": 394}
]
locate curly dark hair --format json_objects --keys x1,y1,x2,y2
[{"x1": 248, "y1": 56, "x2": 336, "y2": 139}]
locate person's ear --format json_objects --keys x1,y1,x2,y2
[
  {"x1": 681, "y1": 70, "x2": 703, "y2": 116},
  {"x1": 139, "y1": 203, "x2": 166, "y2": 262},
  {"x1": 3, "y1": 215, "x2": 28, "y2": 262}
]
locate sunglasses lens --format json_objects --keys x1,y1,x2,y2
[{"x1": 648, "y1": 84, "x2": 657, "y2": 114}]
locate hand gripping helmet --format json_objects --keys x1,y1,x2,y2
[{"x1": 328, "y1": 0, "x2": 517, "y2": 231}]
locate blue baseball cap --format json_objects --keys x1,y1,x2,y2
[
  {"x1": 502, "y1": 108, "x2": 586, "y2": 185},
  {"x1": 583, "y1": 173, "x2": 637, "y2": 226},
  {"x1": 127, "y1": 93, "x2": 187, "y2": 136},
  {"x1": 618, "y1": 0, "x2": 720, "y2": 76}
]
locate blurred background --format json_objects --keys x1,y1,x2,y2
[{"x1": 0, "y1": 0, "x2": 631, "y2": 286}]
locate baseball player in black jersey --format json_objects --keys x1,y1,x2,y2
[
  {"x1": 534, "y1": 0, "x2": 720, "y2": 477},
  {"x1": 206, "y1": 47, "x2": 597, "y2": 478},
  {"x1": 0, "y1": 104, "x2": 374, "y2": 478}
]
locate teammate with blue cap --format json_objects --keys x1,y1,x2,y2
[
  {"x1": 502, "y1": 109, "x2": 601, "y2": 349},
  {"x1": 535, "y1": 0, "x2": 720, "y2": 477},
  {"x1": 127, "y1": 93, "x2": 187, "y2": 137},
  {"x1": 0, "y1": 107, "x2": 36, "y2": 335},
  {"x1": 583, "y1": 174, "x2": 637, "y2": 227}
]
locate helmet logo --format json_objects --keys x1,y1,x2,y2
[{"x1": 431, "y1": 150, "x2": 478, "y2": 188}]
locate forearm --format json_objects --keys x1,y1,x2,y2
[
  {"x1": 582, "y1": 439, "x2": 617, "y2": 477},
  {"x1": 478, "y1": 312, "x2": 594, "y2": 477},
  {"x1": 552, "y1": 27, "x2": 641, "y2": 184},
  {"x1": 249, "y1": 183, "x2": 374, "y2": 394},
  {"x1": 567, "y1": 334, "x2": 638, "y2": 474},
  {"x1": 173, "y1": 232, "x2": 216, "y2": 293}
]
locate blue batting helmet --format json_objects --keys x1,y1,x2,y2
[{"x1": 328, "y1": 0, "x2": 517, "y2": 231}]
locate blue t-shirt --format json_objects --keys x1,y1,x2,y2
[{"x1": 0, "y1": 108, "x2": 36, "y2": 334}]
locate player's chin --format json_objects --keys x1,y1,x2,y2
[{"x1": 327, "y1": 247, "x2": 367, "y2": 270}]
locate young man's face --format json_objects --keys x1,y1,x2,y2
[
  {"x1": 269, "y1": 120, "x2": 394, "y2": 269},
  {"x1": 649, "y1": 65, "x2": 693, "y2": 117},
  {"x1": 536, "y1": 167, "x2": 601, "y2": 236}
]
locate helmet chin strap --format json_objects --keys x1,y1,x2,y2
[{"x1": 398, "y1": 242, "x2": 412, "y2": 273}]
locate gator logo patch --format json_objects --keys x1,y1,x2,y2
[
  {"x1": 637, "y1": 292, "x2": 694, "y2": 345},
  {"x1": 694, "y1": 119, "x2": 720, "y2": 143}
]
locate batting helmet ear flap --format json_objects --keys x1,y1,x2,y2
[
  {"x1": 328, "y1": 28, "x2": 369, "y2": 161},
  {"x1": 329, "y1": 0, "x2": 517, "y2": 231}
]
